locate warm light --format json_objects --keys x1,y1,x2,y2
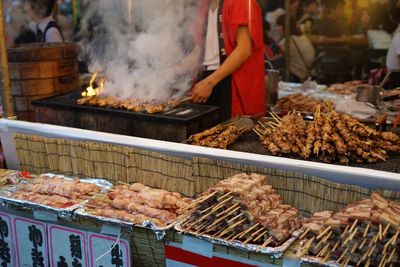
[{"x1": 82, "y1": 73, "x2": 103, "y2": 97}]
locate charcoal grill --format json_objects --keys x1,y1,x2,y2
[{"x1": 32, "y1": 92, "x2": 219, "y2": 142}]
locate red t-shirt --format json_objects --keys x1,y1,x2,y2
[{"x1": 222, "y1": 0, "x2": 266, "y2": 117}]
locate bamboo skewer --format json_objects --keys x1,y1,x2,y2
[
  {"x1": 243, "y1": 227, "x2": 267, "y2": 244},
  {"x1": 297, "y1": 236, "x2": 315, "y2": 258},
  {"x1": 217, "y1": 219, "x2": 247, "y2": 238},
  {"x1": 259, "y1": 236, "x2": 273, "y2": 249},
  {"x1": 363, "y1": 223, "x2": 370, "y2": 238},
  {"x1": 317, "y1": 226, "x2": 331, "y2": 240},
  {"x1": 236, "y1": 223, "x2": 260, "y2": 240},
  {"x1": 299, "y1": 228, "x2": 310, "y2": 240},
  {"x1": 216, "y1": 203, "x2": 240, "y2": 217},
  {"x1": 336, "y1": 247, "x2": 349, "y2": 263},
  {"x1": 253, "y1": 228, "x2": 270, "y2": 243}
]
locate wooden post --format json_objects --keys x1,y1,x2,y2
[
  {"x1": 0, "y1": 0, "x2": 14, "y2": 118},
  {"x1": 284, "y1": 0, "x2": 291, "y2": 81}
]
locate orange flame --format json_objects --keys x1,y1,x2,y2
[{"x1": 82, "y1": 73, "x2": 104, "y2": 97}]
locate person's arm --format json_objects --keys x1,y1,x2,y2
[{"x1": 192, "y1": 26, "x2": 252, "y2": 103}]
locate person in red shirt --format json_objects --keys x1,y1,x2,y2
[{"x1": 191, "y1": 0, "x2": 265, "y2": 120}]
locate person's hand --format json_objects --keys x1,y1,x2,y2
[{"x1": 191, "y1": 78, "x2": 215, "y2": 103}]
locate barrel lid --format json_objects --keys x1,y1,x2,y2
[{"x1": 7, "y1": 42, "x2": 80, "y2": 62}]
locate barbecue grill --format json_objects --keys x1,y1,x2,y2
[{"x1": 33, "y1": 92, "x2": 220, "y2": 142}]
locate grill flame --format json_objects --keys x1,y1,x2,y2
[{"x1": 81, "y1": 73, "x2": 105, "y2": 97}]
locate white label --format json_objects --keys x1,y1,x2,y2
[
  {"x1": 182, "y1": 235, "x2": 213, "y2": 258},
  {"x1": 49, "y1": 224, "x2": 88, "y2": 267},
  {"x1": 89, "y1": 232, "x2": 131, "y2": 267},
  {"x1": 0, "y1": 212, "x2": 15, "y2": 267},
  {"x1": 14, "y1": 216, "x2": 48, "y2": 267}
]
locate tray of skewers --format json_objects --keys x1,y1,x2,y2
[
  {"x1": 75, "y1": 182, "x2": 193, "y2": 233},
  {"x1": 175, "y1": 173, "x2": 303, "y2": 258},
  {"x1": 272, "y1": 94, "x2": 335, "y2": 118},
  {"x1": 186, "y1": 116, "x2": 255, "y2": 149},
  {"x1": 0, "y1": 173, "x2": 112, "y2": 219},
  {"x1": 297, "y1": 193, "x2": 400, "y2": 266},
  {"x1": 253, "y1": 109, "x2": 400, "y2": 165}
]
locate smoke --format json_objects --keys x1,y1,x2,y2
[{"x1": 79, "y1": 0, "x2": 204, "y2": 101}]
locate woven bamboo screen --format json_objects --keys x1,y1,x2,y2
[{"x1": 14, "y1": 133, "x2": 400, "y2": 215}]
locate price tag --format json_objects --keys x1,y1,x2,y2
[
  {"x1": 49, "y1": 224, "x2": 88, "y2": 267},
  {"x1": 13, "y1": 216, "x2": 48, "y2": 267},
  {"x1": 0, "y1": 212, "x2": 15, "y2": 266},
  {"x1": 89, "y1": 232, "x2": 131, "y2": 267}
]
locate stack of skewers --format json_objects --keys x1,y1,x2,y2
[
  {"x1": 77, "y1": 95, "x2": 188, "y2": 114},
  {"x1": 11, "y1": 175, "x2": 101, "y2": 208},
  {"x1": 299, "y1": 193, "x2": 400, "y2": 266},
  {"x1": 254, "y1": 110, "x2": 400, "y2": 164},
  {"x1": 178, "y1": 173, "x2": 302, "y2": 248},
  {"x1": 188, "y1": 119, "x2": 252, "y2": 149},
  {"x1": 274, "y1": 94, "x2": 334, "y2": 113},
  {"x1": 83, "y1": 182, "x2": 192, "y2": 227}
]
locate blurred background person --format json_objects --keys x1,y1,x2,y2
[
  {"x1": 313, "y1": 0, "x2": 349, "y2": 44},
  {"x1": 350, "y1": 7, "x2": 372, "y2": 36},
  {"x1": 386, "y1": 0, "x2": 400, "y2": 70},
  {"x1": 263, "y1": 20, "x2": 285, "y2": 72},
  {"x1": 24, "y1": 0, "x2": 64, "y2": 42},
  {"x1": 370, "y1": 0, "x2": 398, "y2": 34},
  {"x1": 276, "y1": 14, "x2": 316, "y2": 82},
  {"x1": 297, "y1": 0, "x2": 319, "y2": 34}
]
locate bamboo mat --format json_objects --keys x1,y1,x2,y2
[{"x1": 14, "y1": 133, "x2": 400, "y2": 216}]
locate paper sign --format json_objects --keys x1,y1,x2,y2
[
  {"x1": 0, "y1": 212, "x2": 15, "y2": 266},
  {"x1": 13, "y1": 216, "x2": 48, "y2": 267},
  {"x1": 49, "y1": 224, "x2": 88, "y2": 267},
  {"x1": 89, "y1": 232, "x2": 131, "y2": 267},
  {"x1": 182, "y1": 235, "x2": 213, "y2": 258}
]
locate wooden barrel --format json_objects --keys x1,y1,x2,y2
[{"x1": 8, "y1": 43, "x2": 81, "y2": 122}]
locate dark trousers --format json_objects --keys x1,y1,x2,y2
[{"x1": 201, "y1": 71, "x2": 232, "y2": 122}]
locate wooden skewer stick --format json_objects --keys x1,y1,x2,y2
[
  {"x1": 243, "y1": 227, "x2": 267, "y2": 245},
  {"x1": 253, "y1": 228, "x2": 270, "y2": 243},
  {"x1": 299, "y1": 228, "x2": 311, "y2": 240},
  {"x1": 336, "y1": 247, "x2": 349, "y2": 264},
  {"x1": 341, "y1": 225, "x2": 350, "y2": 238},
  {"x1": 317, "y1": 226, "x2": 332, "y2": 240},
  {"x1": 341, "y1": 257, "x2": 350, "y2": 267},
  {"x1": 217, "y1": 219, "x2": 247, "y2": 238},
  {"x1": 358, "y1": 238, "x2": 367, "y2": 250},
  {"x1": 364, "y1": 259, "x2": 371, "y2": 267},
  {"x1": 388, "y1": 248, "x2": 396, "y2": 264},
  {"x1": 378, "y1": 254, "x2": 387, "y2": 267},
  {"x1": 349, "y1": 219, "x2": 359, "y2": 233},
  {"x1": 253, "y1": 129, "x2": 264, "y2": 138},
  {"x1": 363, "y1": 223, "x2": 371, "y2": 238},
  {"x1": 315, "y1": 231, "x2": 332, "y2": 249},
  {"x1": 208, "y1": 207, "x2": 241, "y2": 229},
  {"x1": 367, "y1": 244, "x2": 377, "y2": 257},
  {"x1": 351, "y1": 241, "x2": 359, "y2": 254},
  {"x1": 227, "y1": 212, "x2": 245, "y2": 224},
  {"x1": 257, "y1": 121, "x2": 269, "y2": 131},
  {"x1": 259, "y1": 236, "x2": 273, "y2": 249},
  {"x1": 322, "y1": 251, "x2": 331, "y2": 263},
  {"x1": 216, "y1": 203, "x2": 240, "y2": 218},
  {"x1": 297, "y1": 236, "x2": 315, "y2": 258},
  {"x1": 343, "y1": 227, "x2": 358, "y2": 246},
  {"x1": 332, "y1": 240, "x2": 340, "y2": 252},
  {"x1": 217, "y1": 191, "x2": 233, "y2": 201},
  {"x1": 391, "y1": 229, "x2": 399, "y2": 246},
  {"x1": 383, "y1": 224, "x2": 391, "y2": 237},
  {"x1": 379, "y1": 224, "x2": 383, "y2": 241},
  {"x1": 316, "y1": 243, "x2": 330, "y2": 258},
  {"x1": 237, "y1": 223, "x2": 260, "y2": 240},
  {"x1": 270, "y1": 112, "x2": 282, "y2": 124},
  {"x1": 117, "y1": 181, "x2": 130, "y2": 186}
]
